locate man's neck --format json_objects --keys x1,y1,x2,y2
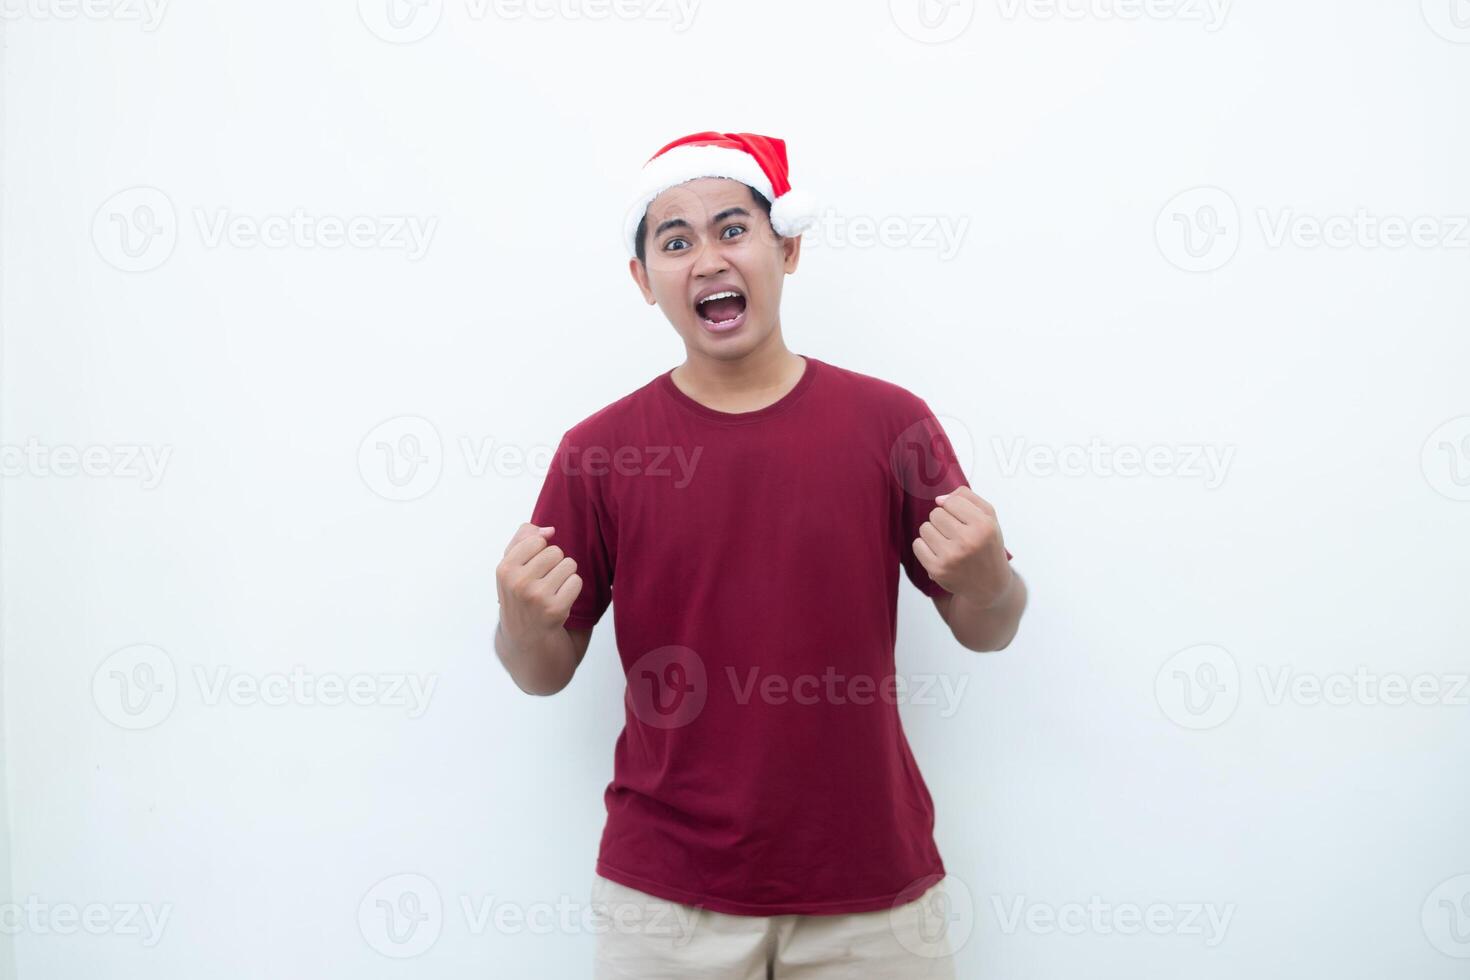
[{"x1": 671, "y1": 335, "x2": 806, "y2": 415}]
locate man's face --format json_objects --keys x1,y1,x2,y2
[{"x1": 629, "y1": 177, "x2": 801, "y2": 360}]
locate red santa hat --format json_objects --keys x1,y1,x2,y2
[{"x1": 625, "y1": 131, "x2": 817, "y2": 258}]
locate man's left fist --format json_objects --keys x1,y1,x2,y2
[{"x1": 913, "y1": 485, "x2": 1013, "y2": 606}]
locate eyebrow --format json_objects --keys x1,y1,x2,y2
[{"x1": 653, "y1": 207, "x2": 752, "y2": 240}]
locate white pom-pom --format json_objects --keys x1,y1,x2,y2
[{"x1": 769, "y1": 188, "x2": 817, "y2": 238}]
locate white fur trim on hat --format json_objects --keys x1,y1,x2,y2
[{"x1": 624, "y1": 144, "x2": 814, "y2": 257}]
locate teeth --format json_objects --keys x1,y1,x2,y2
[{"x1": 698, "y1": 290, "x2": 740, "y2": 304}]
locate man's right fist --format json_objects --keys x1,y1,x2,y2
[{"x1": 495, "y1": 523, "x2": 583, "y2": 638}]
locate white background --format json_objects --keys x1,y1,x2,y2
[{"x1": 3, "y1": 0, "x2": 1469, "y2": 976}]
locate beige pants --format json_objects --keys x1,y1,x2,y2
[{"x1": 590, "y1": 873, "x2": 960, "y2": 979}]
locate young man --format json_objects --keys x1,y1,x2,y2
[{"x1": 495, "y1": 131, "x2": 1026, "y2": 978}]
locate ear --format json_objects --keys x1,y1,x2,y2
[
  {"x1": 781, "y1": 233, "x2": 802, "y2": 274},
  {"x1": 628, "y1": 257, "x2": 657, "y2": 305}
]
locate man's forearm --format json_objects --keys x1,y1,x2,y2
[
  {"x1": 937, "y1": 570, "x2": 1027, "y2": 652},
  {"x1": 495, "y1": 620, "x2": 578, "y2": 695}
]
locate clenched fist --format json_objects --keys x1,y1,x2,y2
[
  {"x1": 496, "y1": 523, "x2": 584, "y2": 641},
  {"x1": 913, "y1": 485, "x2": 1013, "y2": 607}
]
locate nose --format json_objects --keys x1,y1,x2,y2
[{"x1": 692, "y1": 241, "x2": 728, "y2": 278}]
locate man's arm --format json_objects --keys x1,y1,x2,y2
[
  {"x1": 494, "y1": 622, "x2": 593, "y2": 696},
  {"x1": 931, "y1": 572, "x2": 1026, "y2": 652},
  {"x1": 912, "y1": 485, "x2": 1027, "y2": 653},
  {"x1": 494, "y1": 522, "x2": 592, "y2": 696}
]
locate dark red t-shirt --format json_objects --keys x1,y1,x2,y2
[{"x1": 530, "y1": 354, "x2": 1005, "y2": 916}]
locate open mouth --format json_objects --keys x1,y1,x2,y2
[{"x1": 694, "y1": 289, "x2": 748, "y2": 332}]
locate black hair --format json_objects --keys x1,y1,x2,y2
[{"x1": 635, "y1": 183, "x2": 774, "y2": 265}]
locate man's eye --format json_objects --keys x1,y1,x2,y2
[
  {"x1": 663, "y1": 238, "x2": 689, "y2": 252},
  {"x1": 721, "y1": 225, "x2": 746, "y2": 239}
]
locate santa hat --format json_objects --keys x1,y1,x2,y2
[{"x1": 624, "y1": 131, "x2": 817, "y2": 258}]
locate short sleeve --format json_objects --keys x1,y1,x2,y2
[
  {"x1": 530, "y1": 431, "x2": 614, "y2": 630},
  {"x1": 894, "y1": 402, "x2": 1011, "y2": 599}
]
